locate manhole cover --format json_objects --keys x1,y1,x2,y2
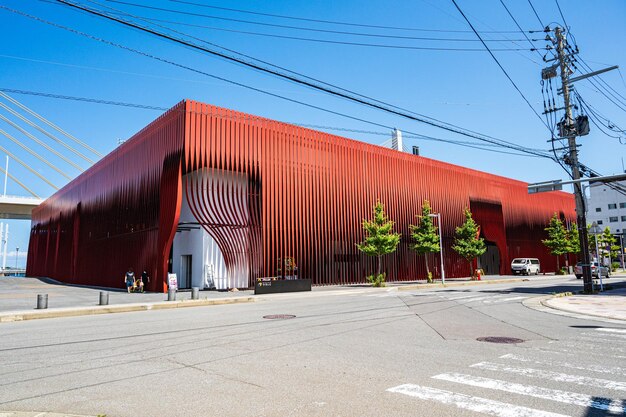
[
  {"x1": 263, "y1": 314, "x2": 296, "y2": 320},
  {"x1": 476, "y1": 336, "x2": 525, "y2": 344}
]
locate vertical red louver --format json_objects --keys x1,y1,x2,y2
[{"x1": 27, "y1": 100, "x2": 576, "y2": 291}]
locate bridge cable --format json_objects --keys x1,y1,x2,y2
[
  {"x1": 0, "y1": 91, "x2": 103, "y2": 158},
  {"x1": 0, "y1": 102, "x2": 95, "y2": 164},
  {"x1": 0, "y1": 114, "x2": 85, "y2": 172},
  {"x1": 0, "y1": 166, "x2": 39, "y2": 198},
  {"x1": 0, "y1": 143, "x2": 59, "y2": 190},
  {"x1": 0, "y1": 128, "x2": 74, "y2": 180}
]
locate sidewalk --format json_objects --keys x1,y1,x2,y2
[
  {"x1": 0, "y1": 277, "x2": 255, "y2": 322},
  {"x1": 542, "y1": 286, "x2": 626, "y2": 321},
  {"x1": 1, "y1": 275, "x2": 624, "y2": 323}
]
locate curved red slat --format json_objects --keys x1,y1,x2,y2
[{"x1": 28, "y1": 100, "x2": 576, "y2": 291}]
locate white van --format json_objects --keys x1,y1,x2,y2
[{"x1": 511, "y1": 258, "x2": 540, "y2": 275}]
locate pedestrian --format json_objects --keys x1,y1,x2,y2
[
  {"x1": 125, "y1": 267, "x2": 135, "y2": 293},
  {"x1": 140, "y1": 270, "x2": 150, "y2": 292}
]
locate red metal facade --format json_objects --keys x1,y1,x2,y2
[{"x1": 27, "y1": 100, "x2": 576, "y2": 290}]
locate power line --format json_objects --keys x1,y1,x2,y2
[
  {"x1": 527, "y1": 0, "x2": 545, "y2": 28},
  {"x1": 554, "y1": 0, "x2": 569, "y2": 30},
  {"x1": 450, "y1": 0, "x2": 550, "y2": 131},
  {"x1": 97, "y1": 13, "x2": 544, "y2": 51},
  {"x1": 88, "y1": 0, "x2": 543, "y2": 139},
  {"x1": 0, "y1": 87, "x2": 551, "y2": 157},
  {"x1": 167, "y1": 0, "x2": 539, "y2": 34},
  {"x1": 0, "y1": 88, "x2": 169, "y2": 111},
  {"x1": 0, "y1": 91, "x2": 103, "y2": 158},
  {"x1": 46, "y1": 1, "x2": 553, "y2": 158},
  {"x1": 499, "y1": 0, "x2": 544, "y2": 60},
  {"x1": 101, "y1": 0, "x2": 537, "y2": 43}
]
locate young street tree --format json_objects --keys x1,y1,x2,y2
[
  {"x1": 408, "y1": 200, "x2": 440, "y2": 282},
  {"x1": 543, "y1": 213, "x2": 569, "y2": 271},
  {"x1": 600, "y1": 226, "x2": 619, "y2": 264},
  {"x1": 356, "y1": 200, "x2": 401, "y2": 287},
  {"x1": 566, "y1": 223, "x2": 580, "y2": 255},
  {"x1": 452, "y1": 208, "x2": 486, "y2": 278}
]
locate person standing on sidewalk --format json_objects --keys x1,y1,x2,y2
[
  {"x1": 140, "y1": 270, "x2": 150, "y2": 292},
  {"x1": 125, "y1": 268, "x2": 135, "y2": 293}
]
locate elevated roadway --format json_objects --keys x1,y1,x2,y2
[{"x1": 0, "y1": 195, "x2": 43, "y2": 220}]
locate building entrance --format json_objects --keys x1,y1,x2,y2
[{"x1": 479, "y1": 242, "x2": 500, "y2": 275}]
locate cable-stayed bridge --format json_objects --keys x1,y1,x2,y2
[{"x1": 0, "y1": 90, "x2": 103, "y2": 219}]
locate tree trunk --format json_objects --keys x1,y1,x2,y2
[
  {"x1": 556, "y1": 255, "x2": 560, "y2": 272},
  {"x1": 424, "y1": 253, "x2": 430, "y2": 278},
  {"x1": 377, "y1": 255, "x2": 382, "y2": 278},
  {"x1": 469, "y1": 261, "x2": 474, "y2": 278}
]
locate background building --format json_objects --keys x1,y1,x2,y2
[
  {"x1": 27, "y1": 100, "x2": 576, "y2": 291},
  {"x1": 586, "y1": 180, "x2": 626, "y2": 233}
]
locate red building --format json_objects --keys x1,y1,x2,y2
[{"x1": 27, "y1": 100, "x2": 575, "y2": 292}]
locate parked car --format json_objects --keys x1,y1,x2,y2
[
  {"x1": 511, "y1": 258, "x2": 540, "y2": 275},
  {"x1": 574, "y1": 261, "x2": 610, "y2": 279}
]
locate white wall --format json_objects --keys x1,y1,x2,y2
[
  {"x1": 586, "y1": 180, "x2": 626, "y2": 234},
  {"x1": 172, "y1": 169, "x2": 250, "y2": 290}
]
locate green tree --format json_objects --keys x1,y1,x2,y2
[
  {"x1": 600, "y1": 227, "x2": 618, "y2": 262},
  {"x1": 587, "y1": 224, "x2": 598, "y2": 257},
  {"x1": 452, "y1": 208, "x2": 486, "y2": 277},
  {"x1": 356, "y1": 200, "x2": 401, "y2": 286},
  {"x1": 566, "y1": 223, "x2": 581, "y2": 255},
  {"x1": 408, "y1": 200, "x2": 440, "y2": 282},
  {"x1": 542, "y1": 213, "x2": 569, "y2": 271}
]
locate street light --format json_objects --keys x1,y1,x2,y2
[
  {"x1": 589, "y1": 222, "x2": 603, "y2": 292},
  {"x1": 15, "y1": 247, "x2": 18, "y2": 270},
  {"x1": 427, "y1": 213, "x2": 445, "y2": 285}
]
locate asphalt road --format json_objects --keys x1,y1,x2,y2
[{"x1": 0, "y1": 277, "x2": 625, "y2": 417}]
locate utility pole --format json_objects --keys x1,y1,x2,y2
[{"x1": 553, "y1": 27, "x2": 593, "y2": 293}]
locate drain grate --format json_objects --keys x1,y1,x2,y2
[
  {"x1": 477, "y1": 336, "x2": 524, "y2": 344},
  {"x1": 263, "y1": 314, "x2": 296, "y2": 320}
]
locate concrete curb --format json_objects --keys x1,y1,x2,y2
[
  {"x1": 541, "y1": 296, "x2": 626, "y2": 322},
  {"x1": 523, "y1": 293, "x2": 626, "y2": 324},
  {"x1": 0, "y1": 296, "x2": 255, "y2": 323},
  {"x1": 396, "y1": 276, "x2": 540, "y2": 291}
]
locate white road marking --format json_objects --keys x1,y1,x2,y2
[
  {"x1": 457, "y1": 295, "x2": 494, "y2": 303},
  {"x1": 570, "y1": 337, "x2": 626, "y2": 353},
  {"x1": 387, "y1": 384, "x2": 569, "y2": 417},
  {"x1": 443, "y1": 294, "x2": 484, "y2": 300},
  {"x1": 470, "y1": 362, "x2": 626, "y2": 391},
  {"x1": 596, "y1": 328, "x2": 626, "y2": 334},
  {"x1": 484, "y1": 296, "x2": 527, "y2": 304},
  {"x1": 539, "y1": 346, "x2": 626, "y2": 360},
  {"x1": 433, "y1": 373, "x2": 625, "y2": 414},
  {"x1": 582, "y1": 331, "x2": 626, "y2": 340},
  {"x1": 500, "y1": 353, "x2": 625, "y2": 376}
]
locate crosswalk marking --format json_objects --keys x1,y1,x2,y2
[
  {"x1": 540, "y1": 345, "x2": 626, "y2": 360},
  {"x1": 437, "y1": 293, "x2": 528, "y2": 305},
  {"x1": 444, "y1": 294, "x2": 483, "y2": 300},
  {"x1": 483, "y1": 296, "x2": 527, "y2": 304},
  {"x1": 569, "y1": 337, "x2": 626, "y2": 353},
  {"x1": 432, "y1": 372, "x2": 625, "y2": 414},
  {"x1": 470, "y1": 362, "x2": 626, "y2": 391},
  {"x1": 387, "y1": 384, "x2": 569, "y2": 417},
  {"x1": 500, "y1": 353, "x2": 625, "y2": 376}
]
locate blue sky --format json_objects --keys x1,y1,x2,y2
[{"x1": 1, "y1": 0, "x2": 625, "y2": 267}]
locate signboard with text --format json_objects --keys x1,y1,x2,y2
[{"x1": 168, "y1": 273, "x2": 178, "y2": 291}]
